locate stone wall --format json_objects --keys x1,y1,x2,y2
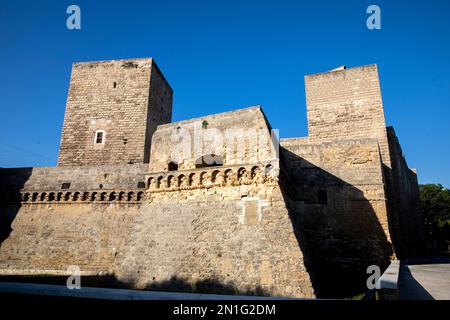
[
  {"x1": 280, "y1": 137, "x2": 393, "y2": 297},
  {"x1": 386, "y1": 127, "x2": 426, "y2": 258},
  {"x1": 303, "y1": 64, "x2": 424, "y2": 261},
  {"x1": 0, "y1": 162, "x2": 315, "y2": 298},
  {"x1": 0, "y1": 165, "x2": 147, "y2": 274},
  {"x1": 0, "y1": 61, "x2": 425, "y2": 299},
  {"x1": 144, "y1": 63, "x2": 173, "y2": 163},
  {"x1": 304, "y1": 64, "x2": 390, "y2": 168},
  {"x1": 57, "y1": 58, "x2": 172, "y2": 166},
  {"x1": 115, "y1": 167, "x2": 314, "y2": 297},
  {"x1": 0, "y1": 203, "x2": 141, "y2": 273},
  {"x1": 0, "y1": 164, "x2": 147, "y2": 192},
  {"x1": 149, "y1": 106, "x2": 277, "y2": 172}
]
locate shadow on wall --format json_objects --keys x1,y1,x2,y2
[
  {"x1": 0, "y1": 274, "x2": 270, "y2": 297},
  {"x1": 131, "y1": 276, "x2": 268, "y2": 296},
  {"x1": 0, "y1": 168, "x2": 32, "y2": 247},
  {"x1": 279, "y1": 148, "x2": 393, "y2": 298},
  {"x1": 384, "y1": 126, "x2": 427, "y2": 258},
  {"x1": 383, "y1": 167, "x2": 426, "y2": 259}
]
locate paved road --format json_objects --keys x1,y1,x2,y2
[{"x1": 399, "y1": 258, "x2": 450, "y2": 300}]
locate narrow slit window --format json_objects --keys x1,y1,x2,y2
[{"x1": 95, "y1": 130, "x2": 105, "y2": 144}]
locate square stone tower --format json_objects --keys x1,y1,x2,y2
[
  {"x1": 304, "y1": 64, "x2": 390, "y2": 167},
  {"x1": 57, "y1": 58, "x2": 172, "y2": 166}
]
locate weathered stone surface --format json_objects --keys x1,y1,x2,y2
[
  {"x1": 0, "y1": 60, "x2": 425, "y2": 298},
  {"x1": 58, "y1": 58, "x2": 172, "y2": 166}
]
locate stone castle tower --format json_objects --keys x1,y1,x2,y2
[
  {"x1": 58, "y1": 58, "x2": 173, "y2": 166},
  {"x1": 303, "y1": 65, "x2": 423, "y2": 259},
  {"x1": 0, "y1": 58, "x2": 425, "y2": 298},
  {"x1": 305, "y1": 64, "x2": 390, "y2": 163}
]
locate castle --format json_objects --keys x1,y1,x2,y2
[{"x1": 0, "y1": 58, "x2": 425, "y2": 298}]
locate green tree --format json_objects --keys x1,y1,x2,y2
[{"x1": 419, "y1": 184, "x2": 450, "y2": 252}]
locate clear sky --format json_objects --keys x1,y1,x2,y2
[{"x1": 0, "y1": 0, "x2": 449, "y2": 187}]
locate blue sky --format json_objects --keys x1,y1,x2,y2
[{"x1": 0, "y1": 0, "x2": 449, "y2": 187}]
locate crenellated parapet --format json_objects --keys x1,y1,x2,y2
[
  {"x1": 0, "y1": 189, "x2": 146, "y2": 204},
  {"x1": 146, "y1": 162, "x2": 279, "y2": 193}
]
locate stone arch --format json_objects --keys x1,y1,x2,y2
[
  {"x1": 178, "y1": 174, "x2": 186, "y2": 188},
  {"x1": 211, "y1": 169, "x2": 224, "y2": 186},
  {"x1": 82, "y1": 192, "x2": 89, "y2": 201},
  {"x1": 224, "y1": 169, "x2": 235, "y2": 185},
  {"x1": 48, "y1": 192, "x2": 55, "y2": 201},
  {"x1": 31, "y1": 192, "x2": 38, "y2": 202},
  {"x1": 199, "y1": 171, "x2": 208, "y2": 186},
  {"x1": 100, "y1": 192, "x2": 108, "y2": 201},
  {"x1": 157, "y1": 176, "x2": 164, "y2": 189},
  {"x1": 211, "y1": 170, "x2": 219, "y2": 183},
  {"x1": 237, "y1": 167, "x2": 247, "y2": 182},
  {"x1": 251, "y1": 166, "x2": 262, "y2": 182},
  {"x1": 147, "y1": 177, "x2": 153, "y2": 188},
  {"x1": 23, "y1": 192, "x2": 30, "y2": 202},
  {"x1": 127, "y1": 191, "x2": 134, "y2": 201},
  {"x1": 40, "y1": 192, "x2": 47, "y2": 202},
  {"x1": 188, "y1": 172, "x2": 196, "y2": 187},
  {"x1": 64, "y1": 192, "x2": 71, "y2": 201},
  {"x1": 90, "y1": 192, "x2": 97, "y2": 201},
  {"x1": 72, "y1": 192, "x2": 80, "y2": 201},
  {"x1": 109, "y1": 192, "x2": 117, "y2": 201},
  {"x1": 167, "y1": 175, "x2": 175, "y2": 188},
  {"x1": 136, "y1": 191, "x2": 144, "y2": 201},
  {"x1": 57, "y1": 192, "x2": 64, "y2": 201},
  {"x1": 118, "y1": 191, "x2": 125, "y2": 201}
]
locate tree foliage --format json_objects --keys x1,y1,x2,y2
[{"x1": 420, "y1": 184, "x2": 450, "y2": 251}]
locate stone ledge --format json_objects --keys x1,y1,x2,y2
[{"x1": 376, "y1": 260, "x2": 400, "y2": 300}]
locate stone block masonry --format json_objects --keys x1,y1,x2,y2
[
  {"x1": 304, "y1": 64, "x2": 426, "y2": 259},
  {"x1": 114, "y1": 178, "x2": 314, "y2": 297},
  {"x1": 280, "y1": 138, "x2": 393, "y2": 297},
  {"x1": 0, "y1": 164, "x2": 148, "y2": 192},
  {"x1": 304, "y1": 64, "x2": 391, "y2": 168},
  {"x1": 0, "y1": 165, "x2": 315, "y2": 298},
  {"x1": 0, "y1": 59, "x2": 425, "y2": 298},
  {"x1": 58, "y1": 58, "x2": 172, "y2": 166}
]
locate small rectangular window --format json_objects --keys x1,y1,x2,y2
[
  {"x1": 95, "y1": 130, "x2": 105, "y2": 144},
  {"x1": 61, "y1": 183, "x2": 71, "y2": 190},
  {"x1": 137, "y1": 181, "x2": 145, "y2": 188},
  {"x1": 96, "y1": 132, "x2": 103, "y2": 143}
]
